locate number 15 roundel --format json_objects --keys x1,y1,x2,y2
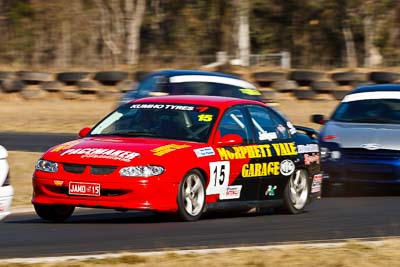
[{"x1": 206, "y1": 161, "x2": 230, "y2": 195}]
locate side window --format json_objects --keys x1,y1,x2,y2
[
  {"x1": 137, "y1": 76, "x2": 168, "y2": 97},
  {"x1": 218, "y1": 107, "x2": 252, "y2": 144},
  {"x1": 248, "y1": 105, "x2": 290, "y2": 142}
]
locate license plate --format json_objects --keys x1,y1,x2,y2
[{"x1": 68, "y1": 182, "x2": 100, "y2": 196}]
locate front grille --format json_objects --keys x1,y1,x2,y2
[
  {"x1": 343, "y1": 148, "x2": 400, "y2": 160},
  {"x1": 62, "y1": 164, "x2": 117, "y2": 175},
  {"x1": 63, "y1": 163, "x2": 86, "y2": 174},
  {"x1": 90, "y1": 166, "x2": 117, "y2": 175}
]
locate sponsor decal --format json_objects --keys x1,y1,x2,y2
[
  {"x1": 242, "y1": 162, "x2": 280, "y2": 177},
  {"x1": 216, "y1": 142, "x2": 297, "y2": 161},
  {"x1": 130, "y1": 103, "x2": 195, "y2": 111},
  {"x1": 297, "y1": 144, "x2": 319, "y2": 153},
  {"x1": 342, "y1": 91, "x2": 400, "y2": 102},
  {"x1": 280, "y1": 159, "x2": 295, "y2": 176},
  {"x1": 304, "y1": 153, "x2": 320, "y2": 165},
  {"x1": 287, "y1": 121, "x2": 297, "y2": 134},
  {"x1": 198, "y1": 114, "x2": 213, "y2": 122},
  {"x1": 360, "y1": 143, "x2": 382, "y2": 150},
  {"x1": 239, "y1": 88, "x2": 261, "y2": 96},
  {"x1": 207, "y1": 161, "x2": 230, "y2": 195},
  {"x1": 277, "y1": 124, "x2": 286, "y2": 133},
  {"x1": 54, "y1": 180, "x2": 64, "y2": 186},
  {"x1": 194, "y1": 147, "x2": 215, "y2": 158},
  {"x1": 51, "y1": 140, "x2": 81, "y2": 153},
  {"x1": 265, "y1": 185, "x2": 277, "y2": 196},
  {"x1": 60, "y1": 148, "x2": 140, "y2": 162},
  {"x1": 311, "y1": 174, "x2": 323, "y2": 193},
  {"x1": 219, "y1": 185, "x2": 242, "y2": 200},
  {"x1": 151, "y1": 144, "x2": 191, "y2": 156},
  {"x1": 259, "y1": 131, "x2": 277, "y2": 141}
]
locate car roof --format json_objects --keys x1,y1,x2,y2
[
  {"x1": 131, "y1": 95, "x2": 266, "y2": 109},
  {"x1": 146, "y1": 69, "x2": 240, "y2": 79},
  {"x1": 350, "y1": 84, "x2": 400, "y2": 94}
]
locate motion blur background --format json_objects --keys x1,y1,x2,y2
[{"x1": 0, "y1": 0, "x2": 398, "y2": 70}]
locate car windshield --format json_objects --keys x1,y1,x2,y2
[
  {"x1": 90, "y1": 103, "x2": 219, "y2": 142},
  {"x1": 331, "y1": 98, "x2": 400, "y2": 124}
]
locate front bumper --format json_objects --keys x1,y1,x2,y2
[
  {"x1": 32, "y1": 176, "x2": 179, "y2": 212},
  {"x1": 0, "y1": 185, "x2": 13, "y2": 220},
  {"x1": 322, "y1": 157, "x2": 400, "y2": 184}
]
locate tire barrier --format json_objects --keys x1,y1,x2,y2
[{"x1": 0, "y1": 69, "x2": 399, "y2": 102}]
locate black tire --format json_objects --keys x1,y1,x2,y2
[
  {"x1": 289, "y1": 70, "x2": 326, "y2": 86},
  {"x1": 369, "y1": 71, "x2": 400, "y2": 84},
  {"x1": 321, "y1": 180, "x2": 333, "y2": 197},
  {"x1": 177, "y1": 169, "x2": 206, "y2": 222},
  {"x1": 281, "y1": 169, "x2": 310, "y2": 214},
  {"x1": 78, "y1": 80, "x2": 102, "y2": 94},
  {"x1": 310, "y1": 80, "x2": 338, "y2": 93},
  {"x1": 117, "y1": 80, "x2": 137, "y2": 93},
  {"x1": 93, "y1": 71, "x2": 129, "y2": 86},
  {"x1": 33, "y1": 204, "x2": 75, "y2": 222},
  {"x1": 271, "y1": 80, "x2": 298, "y2": 92},
  {"x1": 330, "y1": 72, "x2": 367, "y2": 86},
  {"x1": 0, "y1": 71, "x2": 16, "y2": 80},
  {"x1": 41, "y1": 81, "x2": 64, "y2": 92},
  {"x1": 260, "y1": 90, "x2": 278, "y2": 102},
  {"x1": 1, "y1": 79, "x2": 26, "y2": 93},
  {"x1": 60, "y1": 87, "x2": 81, "y2": 100},
  {"x1": 20, "y1": 87, "x2": 47, "y2": 99},
  {"x1": 56, "y1": 72, "x2": 90, "y2": 85},
  {"x1": 253, "y1": 71, "x2": 287, "y2": 87},
  {"x1": 331, "y1": 90, "x2": 349, "y2": 100},
  {"x1": 18, "y1": 71, "x2": 52, "y2": 85},
  {"x1": 293, "y1": 89, "x2": 316, "y2": 100}
]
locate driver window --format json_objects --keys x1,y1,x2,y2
[
  {"x1": 217, "y1": 107, "x2": 251, "y2": 144},
  {"x1": 248, "y1": 105, "x2": 290, "y2": 142}
]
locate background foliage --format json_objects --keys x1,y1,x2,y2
[{"x1": 0, "y1": 0, "x2": 399, "y2": 70}]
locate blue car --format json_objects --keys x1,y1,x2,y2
[
  {"x1": 311, "y1": 84, "x2": 400, "y2": 192},
  {"x1": 118, "y1": 69, "x2": 262, "y2": 106}
]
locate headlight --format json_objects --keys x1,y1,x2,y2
[
  {"x1": 35, "y1": 160, "x2": 58, "y2": 173},
  {"x1": 320, "y1": 147, "x2": 330, "y2": 159},
  {"x1": 120, "y1": 165, "x2": 164, "y2": 177}
]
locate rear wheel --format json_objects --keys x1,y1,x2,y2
[
  {"x1": 33, "y1": 204, "x2": 75, "y2": 222},
  {"x1": 177, "y1": 170, "x2": 206, "y2": 221},
  {"x1": 281, "y1": 169, "x2": 309, "y2": 214}
]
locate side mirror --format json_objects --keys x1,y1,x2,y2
[
  {"x1": 216, "y1": 134, "x2": 243, "y2": 146},
  {"x1": 78, "y1": 127, "x2": 91, "y2": 138},
  {"x1": 311, "y1": 114, "x2": 325, "y2": 125}
]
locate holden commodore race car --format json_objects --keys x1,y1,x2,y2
[
  {"x1": 0, "y1": 145, "x2": 13, "y2": 221},
  {"x1": 32, "y1": 95, "x2": 322, "y2": 222},
  {"x1": 312, "y1": 84, "x2": 400, "y2": 192}
]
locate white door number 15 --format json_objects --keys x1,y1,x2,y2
[{"x1": 206, "y1": 161, "x2": 230, "y2": 195}]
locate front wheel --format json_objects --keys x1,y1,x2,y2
[
  {"x1": 33, "y1": 204, "x2": 75, "y2": 222},
  {"x1": 281, "y1": 169, "x2": 310, "y2": 214},
  {"x1": 177, "y1": 170, "x2": 206, "y2": 222}
]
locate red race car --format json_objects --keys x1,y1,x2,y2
[{"x1": 32, "y1": 95, "x2": 322, "y2": 222}]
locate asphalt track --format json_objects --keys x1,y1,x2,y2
[
  {"x1": 0, "y1": 191, "x2": 400, "y2": 259},
  {"x1": 0, "y1": 132, "x2": 400, "y2": 259},
  {"x1": 0, "y1": 132, "x2": 76, "y2": 152}
]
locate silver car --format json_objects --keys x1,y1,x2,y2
[{"x1": 312, "y1": 84, "x2": 400, "y2": 192}]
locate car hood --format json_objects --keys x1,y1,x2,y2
[
  {"x1": 321, "y1": 121, "x2": 400, "y2": 150},
  {"x1": 43, "y1": 136, "x2": 203, "y2": 166}
]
